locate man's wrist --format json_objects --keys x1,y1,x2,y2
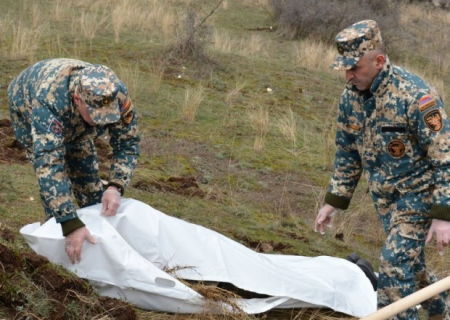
[
  {"x1": 106, "y1": 182, "x2": 124, "y2": 195},
  {"x1": 430, "y1": 204, "x2": 450, "y2": 221},
  {"x1": 61, "y1": 217, "x2": 85, "y2": 236},
  {"x1": 324, "y1": 192, "x2": 350, "y2": 210}
]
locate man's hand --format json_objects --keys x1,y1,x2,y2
[
  {"x1": 102, "y1": 187, "x2": 121, "y2": 216},
  {"x1": 65, "y1": 227, "x2": 96, "y2": 264},
  {"x1": 314, "y1": 204, "x2": 337, "y2": 235},
  {"x1": 426, "y1": 219, "x2": 450, "y2": 256}
]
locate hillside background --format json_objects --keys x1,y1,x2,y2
[{"x1": 0, "y1": 0, "x2": 449, "y2": 319}]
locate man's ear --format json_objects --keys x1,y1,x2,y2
[
  {"x1": 374, "y1": 54, "x2": 386, "y2": 70},
  {"x1": 73, "y1": 92, "x2": 81, "y2": 104}
]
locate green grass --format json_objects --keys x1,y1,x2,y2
[{"x1": 0, "y1": 0, "x2": 449, "y2": 319}]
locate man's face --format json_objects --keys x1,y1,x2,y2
[
  {"x1": 345, "y1": 52, "x2": 384, "y2": 91},
  {"x1": 74, "y1": 93, "x2": 96, "y2": 126}
]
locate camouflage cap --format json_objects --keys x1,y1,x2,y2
[
  {"x1": 79, "y1": 65, "x2": 121, "y2": 125},
  {"x1": 330, "y1": 20, "x2": 383, "y2": 71}
]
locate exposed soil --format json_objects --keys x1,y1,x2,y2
[
  {"x1": 0, "y1": 118, "x2": 133, "y2": 319},
  {"x1": 0, "y1": 119, "x2": 27, "y2": 164},
  {"x1": 134, "y1": 175, "x2": 215, "y2": 199},
  {"x1": 0, "y1": 227, "x2": 137, "y2": 320},
  {"x1": 0, "y1": 119, "x2": 112, "y2": 166}
]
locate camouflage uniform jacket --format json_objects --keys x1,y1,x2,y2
[
  {"x1": 8, "y1": 58, "x2": 140, "y2": 232},
  {"x1": 325, "y1": 56, "x2": 450, "y2": 227}
]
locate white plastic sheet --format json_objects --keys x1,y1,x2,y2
[{"x1": 20, "y1": 198, "x2": 376, "y2": 317}]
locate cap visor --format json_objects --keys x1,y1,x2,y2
[
  {"x1": 330, "y1": 56, "x2": 359, "y2": 71},
  {"x1": 87, "y1": 100, "x2": 121, "y2": 125}
]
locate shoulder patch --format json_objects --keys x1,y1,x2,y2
[
  {"x1": 48, "y1": 118, "x2": 63, "y2": 136},
  {"x1": 423, "y1": 109, "x2": 443, "y2": 132},
  {"x1": 120, "y1": 99, "x2": 134, "y2": 126},
  {"x1": 418, "y1": 95, "x2": 436, "y2": 113}
]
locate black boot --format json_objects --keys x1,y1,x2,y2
[
  {"x1": 356, "y1": 258, "x2": 378, "y2": 291},
  {"x1": 345, "y1": 252, "x2": 360, "y2": 264}
]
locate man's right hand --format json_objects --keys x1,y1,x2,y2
[
  {"x1": 314, "y1": 204, "x2": 337, "y2": 235},
  {"x1": 65, "y1": 226, "x2": 96, "y2": 264}
]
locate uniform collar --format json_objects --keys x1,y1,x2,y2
[{"x1": 369, "y1": 55, "x2": 392, "y2": 96}]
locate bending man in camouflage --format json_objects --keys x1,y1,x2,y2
[
  {"x1": 314, "y1": 21, "x2": 449, "y2": 319},
  {"x1": 8, "y1": 58, "x2": 140, "y2": 264}
]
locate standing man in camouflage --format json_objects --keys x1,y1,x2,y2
[
  {"x1": 314, "y1": 20, "x2": 449, "y2": 319},
  {"x1": 8, "y1": 58, "x2": 140, "y2": 265}
]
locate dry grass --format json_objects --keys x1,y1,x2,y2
[
  {"x1": 225, "y1": 78, "x2": 247, "y2": 106},
  {"x1": 242, "y1": 0, "x2": 269, "y2": 6},
  {"x1": 10, "y1": 23, "x2": 43, "y2": 60},
  {"x1": 116, "y1": 64, "x2": 143, "y2": 102},
  {"x1": 31, "y1": 4, "x2": 42, "y2": 30},
  {"x1": 294, "y1": 39, "x2": 339, "y2": 75},
  {"x1": 248, "y1": 105, "x2": 270, "y2": 152},
  {"x1": 212, "y1": 29, "x2": 267, "y2": 57},
  {"x1": 181, "y1": 85, "x2": 205, "y2": 123},
  {"x1": 222, "y1": 79, "x2": 247, "y2": 128},
  {"x1": 111, "y1": 3, "x2": 128, "y2": 43},
  {"x1": 79, "y1": 9, "x2": 108, "y2": 51},
  {"x1": 213, "y1": 29, "x2": 234, "y2": 53},
  {"x1": 276, "y1": 107, "x2": 297, "y2": 149},
  {"x1": 148, "y1": 63, "x2": 166, "y2": 94},
  {"x1": 239, "y1": 34, "x2": 266, "y2": 57}
]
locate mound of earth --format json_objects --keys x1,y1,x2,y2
[
  {"x1": 0, "y1": 118, "x2": 112, "y2": 167},
  {"x1": 0, "y1": 119, "x2": 27, "y2": 164},
  {"x1": 0, "y1": 227, "x2": 136, "y2": 320}
]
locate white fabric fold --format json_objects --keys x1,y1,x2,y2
[{"x1": 20, "y1": 198, "x2": 376, "y2": 317}]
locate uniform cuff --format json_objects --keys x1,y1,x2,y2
[
  {"x1": 61, "y1": 218, "x2": 85, "y2": 236},
  {"x1": 107, "y1": 181, "x2": 124, "y2": 196},
  {"x1": 324, "y1": 192, "x2": 350, "y2": 210},
  {"x1": 430, "y1": 204, "x2": 450, "y2": 221}
]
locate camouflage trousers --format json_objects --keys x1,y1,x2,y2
[
  {"x1": 10, "y1": 107, "x2": 103, "y2": 218},
  {"x1": 377, "y1": 225, "x2": 449, "y2": 319}
]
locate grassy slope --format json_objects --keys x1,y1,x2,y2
[{"x1": 0, "y1": 0, "x2": 449, "y2": 319}]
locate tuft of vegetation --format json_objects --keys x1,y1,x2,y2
[
  {"x1": 267, "y1": 0, "x2": 401, "y2": 46},
  {"x1": 0, "y1": 0, "x2": 448, "y2": 319}
]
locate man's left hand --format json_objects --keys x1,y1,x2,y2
[
  {"x1": 102, "y1": 187, "x2": 121, "y2": 216},
  {"x1": 425, "y1": 219, "x2": 450, "y2": 255}
]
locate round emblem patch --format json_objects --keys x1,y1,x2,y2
[
  {"x1": 423, "y1": 109, "x2": 443, "y2": 132},
  {"x1": 102, "y1": 97, "x2": 111, "y2": 106},
  {"x1": 387, "y1": 139, "x2": 406, "y2": 158}
]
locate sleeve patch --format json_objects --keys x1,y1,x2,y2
[
  {"x1": 419, "y1": 95, "x2": 436, "y2": 112},
  {"x1": 48, "y1": 118, "x2": 63, "y2": 136},
  {"x1": 423, "y1": 109, "x2": 443, "y2": 132},
  {"x1": 120, "y1": 99, "x2": 134, "y2": 126}
]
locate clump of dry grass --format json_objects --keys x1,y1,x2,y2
[
  {"x1": 248, "y1": 105, "x2": 270, "y2": 152},
  {"x1": 181, "y1": 85, "x2": 205, "y2": 123},
  {"x1": 10, "y1": 22, "x2": 43, "y2": 60},
  {"x1": 79, "y1": 9, "x2": 108, "y2": 51},
  {"x1": 212, "y1": 29, "x2": 267, "y2": 58},
  {"x1": 276, "y1": 107, "x2": 297, "y2": 149},
  {"x1": 116, "y1": 63, "x2": 143, "y2": 102},
  {"x1": 294, "y1": 40, "x2": 339, "y2": 75},
  {"x1": 111, "y1": 3, "x2": 129, "y2": 43}
]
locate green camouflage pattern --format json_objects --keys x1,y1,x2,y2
[
  {"x1": 8, "y1": 58, "x2": 140, "y2": 224},
  {"x1": 326, "y1": 55, "x2": 450, "y2": 318},
  {"x1": 330, "y1": 20, "x2": 383, "y2": 71}
]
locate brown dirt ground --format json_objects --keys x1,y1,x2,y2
[
  {"x1": 0, "y1": 227, "x2": 137, "y2": 320},
  {"x1": 0, "y1": 120, "x2": 136, "y2": 319}
]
